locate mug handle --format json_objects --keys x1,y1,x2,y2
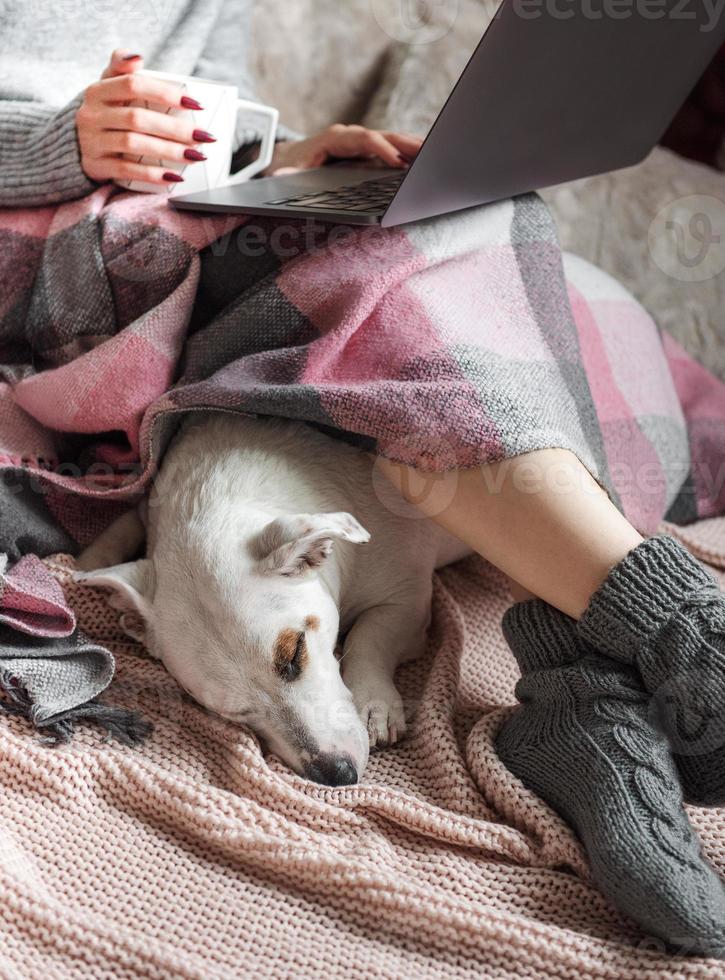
[{"x1": 224, "y1": 102, "x2": 280, "y2": 185}]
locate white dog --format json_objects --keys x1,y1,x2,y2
[{"x1": 76, "y1": 413, "x2": 467, "y2": 785}]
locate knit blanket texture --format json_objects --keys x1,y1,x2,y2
[
  {"x1": 0, "y1": 184, "x2": 724, "y2": 733},
  {"x1": 0, "y1": 524, "x2": 721, "y2": 977}
]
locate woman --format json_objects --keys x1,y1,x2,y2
[
  {"x1": 1, "y1": 0, "x2": 421, "y2": 205},
  {"x1": 3, "y1": 0, "x2": 725, "y2": 954}
]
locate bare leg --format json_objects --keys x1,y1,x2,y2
[
  {"x1": 506, "y1": 578, "x2": 535, "y2": 604},
  {"x1": 376, "y1": 448, "x2": 643, "y2": 620},
  {"x1": 378, "y1": 449, "x2": 725, "y2": 947}
]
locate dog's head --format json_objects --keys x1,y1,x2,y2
[{"x1": 77, "y1": 511, "x2": 371, "y2": 785}]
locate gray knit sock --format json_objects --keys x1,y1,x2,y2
[
  {"x1": 578, "y1": 535, "x2": 725, "y2": 806},
  {"x1": 496, "y1": 599, "x2": 725, "y2": 957}
]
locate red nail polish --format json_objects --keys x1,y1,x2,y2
[
  {"x1": 192, "y1": 129, "x2": 217, "y2": 144},
  {"x1": 181, "y1": 96, "x2": 204, "y2": 111},
  {"x1": 184, "y1": 149, "x2": 207, "y2": 162},
  {"x1": 163, "y1": 171, "x2": 185, "y2": 183},
  {"x1": 122, "y1": 53, "x2": 142, "y2": 61}
]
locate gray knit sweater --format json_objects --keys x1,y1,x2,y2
[{"x1": 0, "y1": 0, "x2": 296, "y2": 207}]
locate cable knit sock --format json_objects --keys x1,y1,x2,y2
[
  {"x1": 496, "y1": 599, "x2": 725, "y2": 957},
  {"x1": 578, "y1": 535, "x2": 725, "y2": 806}
]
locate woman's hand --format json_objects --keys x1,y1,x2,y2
[
  {"x1": 264, "y1": 125, "x2": 423, "y2": 175},
  {"x1": 77, "y1": 50, "x2": 212, "y2": 187}
]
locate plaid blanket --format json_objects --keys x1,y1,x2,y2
[{"x1": 1, "y1": 185, "x2": 725, "y2": 735}]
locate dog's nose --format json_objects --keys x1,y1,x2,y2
[{"x1": 305, "y1": 753, "x2": 358, "y2": 786}]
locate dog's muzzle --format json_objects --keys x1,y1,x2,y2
[{"x1": 304, "y1": 753, "x2": 358, "y2": 786}]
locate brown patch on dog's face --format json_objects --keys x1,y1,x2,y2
[
  {"x1": 304, "y1": 615, "x2": 320, "y2": 632},
  {"x1": 273, "y1": 628, "x2": 308, "y2": 682}
]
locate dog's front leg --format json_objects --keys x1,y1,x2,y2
[{"x1": 340, "y1": 604, "x2": 428, "y2": 749}]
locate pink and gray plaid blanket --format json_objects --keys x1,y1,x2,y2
[{"x1": 1, "y1": 185, "x2": 724, "y2": 735}]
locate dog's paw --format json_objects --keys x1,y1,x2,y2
[{"x1": 350, "y1": 677, "x2": 406, "y2": 749}]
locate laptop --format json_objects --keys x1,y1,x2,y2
[{"x1": 172, "y1": 0, "x2": 725, "y2": 228}]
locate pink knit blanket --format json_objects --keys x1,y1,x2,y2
[
  {"x1": 1, "y1": 186, "x2": 725, "y2": 973},
  {"x1": 0, "y1": 526, "x2": 720, "y2": 978}
]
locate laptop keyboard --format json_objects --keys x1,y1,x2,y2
[{"x1": 264, "y1": 172, "x2": 406, "y2": 213}]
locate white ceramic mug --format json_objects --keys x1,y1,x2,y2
[{"x1": 122, "y1": 70, "x2": 279, "y2": 196}]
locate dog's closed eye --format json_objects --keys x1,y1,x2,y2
[{"x1": 274, "y1": 629, "x2": 307, "y2": 682}]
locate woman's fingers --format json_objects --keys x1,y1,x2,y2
[
  {"x1": 264, "y1": 126, "x2": 424, "y2": 178},
  {"x1": 94, "y1": 105, "x2": 204, "y2": 146},
  {"x1": 322, "y1": 125, "x2": 423, "y2": 167},
  {"x1": 86, "y1": 156, "x2": 185, "y2": 187},
  {"x1": 96, "y1": 130, "x2": 207, "y2": 164},
  {"x1": 382, "y1": 131, "x2": 424, "y2": 159},
  {"x1": 98, "y1": 131, "x2": 206, "y2": 163},
  {"x1": 355, "y1": 130, "x2": 410, "y2": 168},
  {"x1": 86, "y1": 73, "x2": 189, "y2": 112},
  {"x1": 102, "y1": 49, "x2": 144, "y2": 80}
]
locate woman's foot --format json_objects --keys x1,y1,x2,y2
[
  {"x1": 578, "y1": 535, "x2": 725, "y2": 806},
  {"x1": 496, "y1": 599, "x2": 725, "y2": 957}
]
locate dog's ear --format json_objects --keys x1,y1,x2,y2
[
  {"x1": 74, "y1": 560, "x2": 154, "y2": 641},
  {"x1": 256, "y1": 512, "x2": 370, "y2": 577}
]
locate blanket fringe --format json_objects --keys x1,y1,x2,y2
[{"x1": 0, "y1": 672, "x2": 152, "y2": 746}]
